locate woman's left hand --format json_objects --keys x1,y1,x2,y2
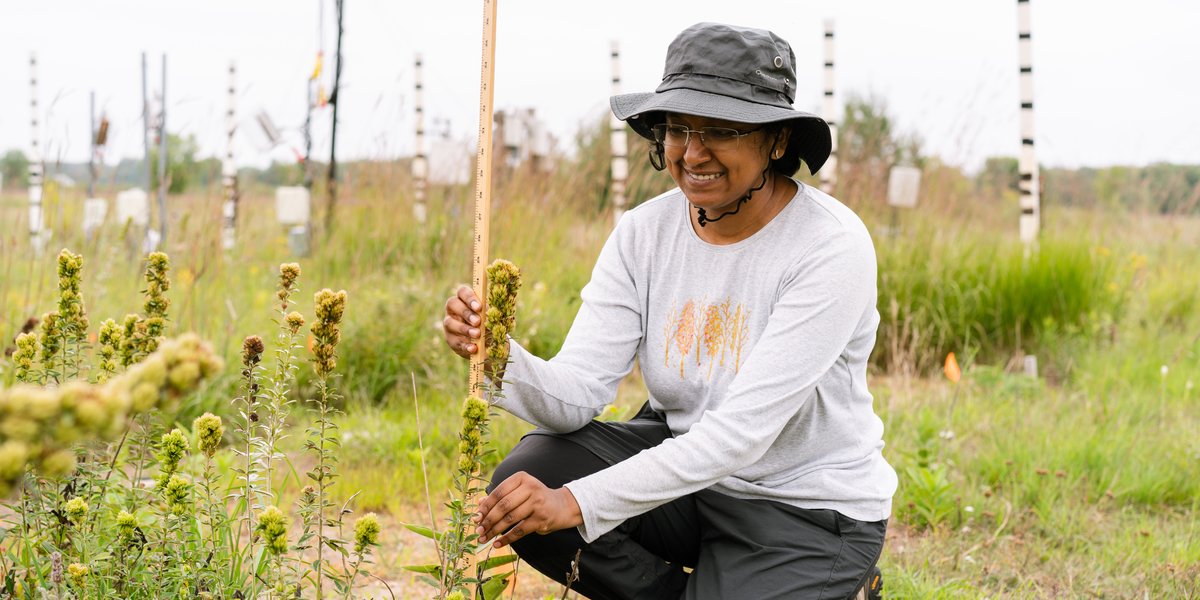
[{"x1": 473, "y1": 471, "x2": 584, "y2": 549}]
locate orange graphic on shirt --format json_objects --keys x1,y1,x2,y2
[{"x1": 662, "y1": 296, "x2": 750, "y2": 378}]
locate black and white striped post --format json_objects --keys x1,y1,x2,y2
[
  {"x1": 28, "y1": 53, "x2": 45, "y2": 254},
  {"x1": 610, "y1": 41, "x2": 628, "y2": 227},
  {"x1": 1017, "y1": 0, "x2": 1039, "y2": 244},
  {"x1": 412, "y1": 53, "x2": 428, "y2": 223},
  {"x1": 221, "y1": 61, "x2": 239, "y2": 250},
  {"x1": 156, "y1": 54, "x2": 168, "y2": 246},
  {"x1": 820, "y1": 20, "x2": 838, "y2": 195}
]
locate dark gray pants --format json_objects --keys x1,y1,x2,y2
[{"x1": 487, "y1": 403, "x2": 887, "y2": 600}]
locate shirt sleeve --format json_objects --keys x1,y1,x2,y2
[
  {"x1": 563, "y1": 227, "x2": 877, "y2": 542},
  {"x1": 491, "y1": 218, "x2": 643, "y2": 433}
]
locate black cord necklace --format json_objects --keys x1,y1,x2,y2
[
  {"x1": 696, "y1": 163, "x2": 772, "y2": 228},
  {"x1": 694, "y1": 137, "x2": 781, "y2": 228}
]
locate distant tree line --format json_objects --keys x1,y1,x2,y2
[{"x1": 981, "y1": 157, "x2": 1200, "y2": 215}]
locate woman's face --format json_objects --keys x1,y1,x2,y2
[{"x1": 662, "y1": 113, "x2": 783, "y2": 211}]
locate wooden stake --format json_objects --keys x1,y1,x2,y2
[{"x1": 469, "y1": 0, "x2": 499, "y2": 398}]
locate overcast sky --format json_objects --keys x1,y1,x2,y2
[{"x1": 1, "y1": 0, "x2": 1197, "y2": 173}]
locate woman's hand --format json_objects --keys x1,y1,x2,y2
[
  {"x1": 443, "y1": 285, "x2": 483, "y2": 359},
  {"x1": 473, "y1": 471, "x2": 583, "y2": 549}
]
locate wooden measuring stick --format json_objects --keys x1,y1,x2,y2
[
  {"x1": 465, "y1": 0, "x2": 497, "y2": 587},
  {"x1": 469, "y1": 0, "x2": 499, "y2": 399}
]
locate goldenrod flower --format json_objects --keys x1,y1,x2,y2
[
  {"x1": 155, "y1": 428, "x2": 189, "y2": 490},
  {"x1": 56, "y1": 250, "x2": 90, "y2": 337},
  {"x1": 194, "y1": 413, "x2": 224, "y2": 455},
  {"x1": 278, "y1": 263, "x2": 301, "y2": 309},
  {"x1": 67, "y1": 563, "x2": 88, "y2": 588},
  {"x1": 12, "y1": 332, "x2": 39, "y2": 382},
  {"x1": 0, "y1": 334, "x2": 223, "y2": 496},
  {"x1": 117, "y1": 510, "x2": 137, "y2": 539},
  {"x1": 257, "y1": 505, "x2": 290, "y2": 555},
  {"x1": 65, "y1": 497, "x2": 89, "y2": 525},
  {"x1": 461, "y1": 396, "x2": 489, "y2": 425},
  {"x1": 485, "y1": 259, "x2": 522, "y2": 362},
  {"x1": 353, "y1": 512, "x2": 381, "y2": 553},
  {"x1": 97, "y1": 318, "x2": 122, "y2": 381},
  {"x1": 164, "y1": 475, "x2": 190, "y2": 516},
  {"x1": 310, "y1": 289, "x2": 347, "y2": 377},
  {"x1": 37, "y1": 311, "x2": 62, "y2": 365},
  {"x1": 285, "y1": 311, "x2": 305, "y2": 333}
]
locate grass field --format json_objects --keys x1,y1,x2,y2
[{"x1": 1, "y1": 120, "x2": 1198, "y2": 598}]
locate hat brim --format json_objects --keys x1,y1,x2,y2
[{"x1": 610, "y1": 88, "x2": 831, "y2": 175}]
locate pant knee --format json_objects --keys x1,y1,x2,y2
[{"x1": 488, "y1": 434, "x2": 609, "y2": 493}]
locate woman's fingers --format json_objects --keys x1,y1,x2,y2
[
  {"x1": 475, "y1": 472, "x2": 544, "y2": 546},
  {"x1": 443, "y1": 288, "x2": 484, "y2": 358},
  {"x1": 456, "y1": 286, "x2": 483, "y2": 324}
]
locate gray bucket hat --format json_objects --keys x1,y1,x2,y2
[{"x1": 611, "y1": 22, "x2": 831, "y2": 175}]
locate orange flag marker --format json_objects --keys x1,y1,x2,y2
[{"x1": 945, "y1": 352, "x2": 961, "y2": 383}]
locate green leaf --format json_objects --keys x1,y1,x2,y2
[
  {"x1": 481, "y1": 571, "x2": 513, "y2": 600},
  {"x1": 402, "y1": 522, "x2": 440, "y2": 541},
  {"x1": 401, "y1": 564, "x2": 443, "y2": 576},
  {"x1": 479, "y1": 554, "x2": 519, "y2": 571},
  {"x1": 415, "y1": 575, "x2": 441, "y2": 588}
]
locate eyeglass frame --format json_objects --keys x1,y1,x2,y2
[{"x1": 650, "y1": 123, "x2": 763, "y2": 150}]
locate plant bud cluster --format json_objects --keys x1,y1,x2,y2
[
  {"x1": 0, "y1": 334, "x2": 224, "y2": 497},
  {"x1": 57, "y1": 249, "x2": 90, "y2": 336},
  {"x1": 278, "y1": 263, "x2": 301, "y2": 309},
  {"x1": 456, "y1": 396, "x2": 490, "y2": 472},
  {"x1": 257, "y1": 505, "x2": 290, "y2": 555},
  {"x1": 485, "y1": 260, "x2": 522, "y2": 362},
  {"x1": 12, "y1": 333, "x2": 38, "y2": 382},
  {"x1": 311, "y1": 289, "x2": 347, "y2": 377},
  {"x1": 96, "y1": 318, "x2": 123, "y2": 381},
  {"x1": 353, "y1": 512, "x2": 381, "y2": 553},
  {"x1": 194, "y1": 412, "x2": 224, "y2": 456}
]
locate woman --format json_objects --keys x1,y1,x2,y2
[{"x1": 443, "y1": 22, "x2": 896, "y2": 600}]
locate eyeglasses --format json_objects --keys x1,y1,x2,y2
[{"x1": 651, "y1": 124, "x2": 761, "y2": 150}]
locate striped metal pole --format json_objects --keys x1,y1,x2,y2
[
  {"x1": 820, "y1": 20, "x2": 838, "y2": 195},
  {"x1": 157, "y1": 54, "x2": 168, "y2": 246},
  {"x1": 89, "y1": 91, "x2": 96, "y2": 199},
  {"x1": 28, "y1": 53, "x2": 44, "y2": 253},
  {"x1": 1017, "y1": 0, "x2": 1039, "y2": 243},
  {"x1": 142, "y1": 53, "x2": 151, "y2": 194},
  {"x1": 221, "y1": 61, "x2": 238, "y2": 250},
  {"x1": 413, "y1": 53, "x2": 428, "y2": 223},
  {"x1": 610, "y1": 41, "x2": 628, "y2": 227}
]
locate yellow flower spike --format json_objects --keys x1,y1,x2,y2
[
  {"x1": 195, "y1": 413, "x2": 224, "y2": 455},
  {"x1": 354, "y1": 512, "x2": 381, "y2": 552}
]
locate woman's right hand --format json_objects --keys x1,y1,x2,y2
[{"x1": 443, "y1": 285, "x2": 483, "y2": 359}]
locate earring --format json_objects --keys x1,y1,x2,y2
[{"x1": 773, "y1": 149, "x2": 783, "y2": 160}]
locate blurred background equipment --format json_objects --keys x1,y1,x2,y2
[
  {"x1": 887, "y1": 166, "x2": 921, "y2": 209},
  {"x1": 275, "y1": 185, "x2": 312, "y2": 256}
]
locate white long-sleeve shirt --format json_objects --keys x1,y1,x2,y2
[{"x1": 494, "y1": 182, "x2": 897, "y2": 542}]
